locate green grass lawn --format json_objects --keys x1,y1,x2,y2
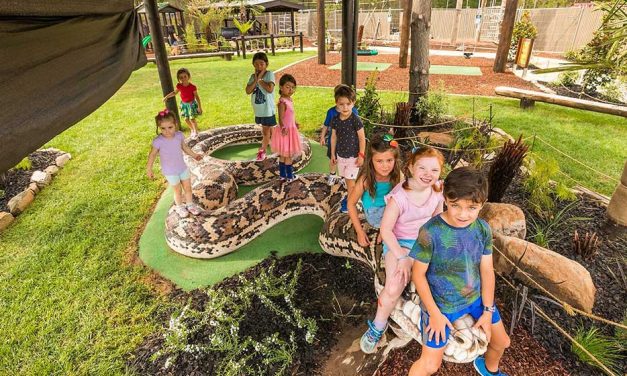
[{"x1": 0, "y1": 50, "x2": 625, "y2": 374}]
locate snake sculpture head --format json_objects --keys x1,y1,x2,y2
[{"x1": 164, "y1": 125, "x2": 488, "y2": 362}]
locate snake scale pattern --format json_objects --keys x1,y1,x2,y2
[{"x1": 164, "y1": 124, "x2": 488, "y2": 362}]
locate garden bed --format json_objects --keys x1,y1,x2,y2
[
  {"x1": 0, "y1": 149, "x2": 64, "y2": 213},
  {"x1": 538, "y1": 81, "x2": 626, "y2": 106}
]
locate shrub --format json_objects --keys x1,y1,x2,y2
[
  {"x1": 555, "y1": 71, "x2": 580, "y2": 87},
  {"x1": 356, "y1": 70, "x2": 382, "y2": 138},
  {"x1": 509, "y1": 11, "x2": 538, "y2": 61},
  {"x1": 600, "y1": 81, "x2": 624, "y2": 103},
  {"x1": 522, "y1": 156, "x2": 575, "y2": 215},
  {"x1": 572, "y1": 327, "x2": 623, "y2": 372},
  {"x1": 487, "y1": 135, "x2": 528, "y2": 203},
  {"x1": 14, "y1": 157, "x2": 31, "y2": 171},
  {"x1": 184, "y1": 24, "x2": 203, "y2": 53},
  {"x1": 414, "y1": 85, "x2": 448, "y2": 123},
  {"x1": 528, "y1": 200, "x2": 587, "y2": 248},
  {"x1": 563, "y1": 49, "x2": 582, "y2": 61}
]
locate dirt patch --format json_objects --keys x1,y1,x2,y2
[
  {"x1": 278, "y1": 53, "x2": 538, "y2": 96},
  {"x1": 0, "y1": 150, "x2": 62, "y2": 212}
]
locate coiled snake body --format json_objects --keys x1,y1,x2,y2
[{"x1": 165, "y1": 124, "x2": 488, "y2": 362}]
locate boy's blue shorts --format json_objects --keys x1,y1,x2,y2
[{"x1": 419, "y1": 298, "x2": 501, "y2": 349}]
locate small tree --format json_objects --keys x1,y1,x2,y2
[{"x1": 509, "y1": 11, "x2": 537, "y2": 61}]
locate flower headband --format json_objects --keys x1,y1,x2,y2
[
  {"x1": 158, "y1": 109, "x2": 170, "y2": 117},
  {"x1": 383, "y1": 134, "x2": 398, "y2": 148}
]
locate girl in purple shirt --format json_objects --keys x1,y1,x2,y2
[{"x1": 146, "y1": 110, "x2": 204, "y2": 218}]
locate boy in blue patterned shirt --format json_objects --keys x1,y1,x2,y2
[{"x1": 408, "y1": 167, "x2": 511, "y2": 376}]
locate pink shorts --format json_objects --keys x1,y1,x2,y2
[{"x1": 337, "y1": 156, "x2": 359, "y2": 180}]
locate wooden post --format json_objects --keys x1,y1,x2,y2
[
  {"x1": 300, "y1": 32, "x2": 304, "y2": 53},
  {"x1": 493, "y1": 0, "x2": 518, "y2": 73},
  {"x1": 291, "y1": 11, "x2": 296, "y2": 49},
  {"x1": 144, "y1": 0, "x2": 180, "y2": 123},
  {"x1": 317, "y1": 0, "x2": 326, "y2": 64},
  {"x1": 234, "y1": 38, "x2": 240, "y2": 56},
  {"x1": 409, "y1": 0, "x2": 432, "y2": 107},
  {"x1": 342, "y1": 0, "x2": 358, "y2": 87},
  {"x1": 450, "y1": 0, "x2": 463, "y2": 46},
  {"x1": 240, "y1": 35, "x2": 247, "y2": 59},
  {"x1": 270, "y1": 34, "x2": 276, "y2": 55},
  {"x1": 399, "y1": 0, "x2": 412, "y2": 68},
  {"x1": 476, "y1": 0, "x2": 487, "y2": 42}
]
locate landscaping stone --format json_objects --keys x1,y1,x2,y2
[
  {"x1": 0, "y1": 212, "x2": 14, "y2": 232},
  {"x1": 490, "y1": 127, "x2": 515, "y2": 143},
  {"x1": 417, "y1": 131, "x2": 454, "y2": 146},
  {"x1": 7, "y1": 189, "x2": 35, "y2": 216},
  {"x1": 607, "y1": 161, "x2": 627, "y2": 226},
  {"x1": 28, "y1": 183, "x2": 39, "y2": 194},
  {"x1": 30, "y1": 170, "x2": 51, "y2": 187},
  {"x1": 55, "y1": 153, "x2": 71, "y2": 167},
  {"x1": 493, "y1": 233, "x2": 596, "y2": 313},
  {"x1": 480, "y1": 202, "x2": 526, "y2": 239},
  {"x1": 44, "y1": 165, "x2": 59, "y2": 176}
]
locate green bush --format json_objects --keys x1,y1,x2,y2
[
  {"x1": 414, "y1": 85, "x2": 448, "y2": 123},
  {"x1": 523, "y1": 156, "x2": 575, "y2": 215},
  {"x1": 563, "y1": 49, "x2": 582, "y2": 62},
  {"x1": 356, "y1": 70, "x2": 382, "y2": 138},
  {"x1": 572, "y1": 327, "x2": 623, "y2": 372},
  {"x1": 601, "y1": 81, "x2": 624, "y2": 103},
  {"x1": 14, "y1": 157, "x2": 32, "y2": 171},
  {"x1": 509, "y1": 11, "x2": 538, "y2": 61}
]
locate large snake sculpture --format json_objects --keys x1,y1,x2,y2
[{"x1": 165, "y1": 124, "x2": 489, "y2": 363}]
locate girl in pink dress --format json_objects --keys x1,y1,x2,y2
[{"x1": 271, "y1": 74, "x2": 302, "y2": 181}]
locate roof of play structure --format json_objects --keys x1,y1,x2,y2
[
  {"x1": 209, "y1": 0, "x2": 304, "y2": 12},
  {"x1": 0, "y1": 1, "x2": 146, "y2": 172}
]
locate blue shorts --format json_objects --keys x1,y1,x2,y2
[
  {"x1": 382, "y1": 238, "x2": 415, "y2": 256},
  {"x1": 164, "y1": 168, "x2": 191, "y2": 185},
  {"x1": 255, "y1": 115, "x2": 277, "y2": 126},
  {"x1": 419, "y1": 298, "x2": 502, "y2": 349}
]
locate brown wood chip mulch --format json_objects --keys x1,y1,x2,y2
[{"x1": 278, "y1": 53, "x2": 539, "y2": 96}]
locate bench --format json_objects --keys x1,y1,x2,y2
[
  {"x1": 495, "y1": 86, "x2": 627, "y2": 117},
  {"x1": 147, "y1": 51, "x2": 234, "y2": 63}
]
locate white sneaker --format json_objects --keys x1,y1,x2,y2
[
  {"x1": 190, "y1": 131, "x2": 198, "y2": 138},
  {"x1": 327, "y1": 173, "x2": 338, "y2": 185},
  {"x1": 175, "y1": 205, "x2": 189, "y2": 218},
  {"x1": 186, "y1": 203, "x2": 203, "y2": 216}
]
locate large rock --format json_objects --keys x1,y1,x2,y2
[
  {"x1": 0, "y1": 212, "x2": 14, "y2": 232},
  {"x1": 493, "y1": 233, "x2": 596, "y2": 313},
  {"x1": 480, "y1": 202, "x2": 526, "y2": 239},
  {"x1": 55, "y1": 153, "x2": 71, "y2": 168},
  {"x1": 30, "y1": 170, "x2": 51, "y2": 187},
  {"x1": 44, "y1": 165, "x2": 59, "y2": 176},
  {"x1": 418, "y1": 132, "x2": 454, "y2": 146},
  {"x1": 7, "y1": 189, "x2": 35, "y2": 216},
  {"x1": 607, "y1": 161, "x2": 627, "y2": 226}
]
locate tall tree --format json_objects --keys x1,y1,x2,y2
[
  {"x1": 317, "y1": 0, "x2": 326, "y2": 64},
  {"x1": 493, "y1": 0, "x2": 519, "y2": 72},
  {"x1": 450, "y1": 0, "x2": 464, "y2": 45},
  {"x1": 399, "y1": 0, "x2": 412, "y2": 68},
  {"x1": 409, "y1": 0, "x2": 432, "y2": 106}
]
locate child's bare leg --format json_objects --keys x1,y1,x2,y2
[
  {"x1": 374, "y1": 250, "x2": 410, "y2": 324},
  {"x1": 184, "y1": 118, "x2": 194, "y2": 132},
  {"x1": 172, "y1": 183, "x2": 184, "y2": 206},
  {"x1": 329, "y1": 159, "x2": 337, "y2": 174},
  {"x1": 261, "y1": 126, "x2": 272, "y2": 151},
  {"x1": 484, "y1": 321, "x2": 511, "y2": 372},
  {"x1": 181, "y1": 178, "x2": 194, "y2": 205},
  {"x1": 190, "y1": 119, "x2": 199, "y2": 133},
  {"x1": 408, "y1": 346, "x2": 445, "y2": 376},
  {"x1": 345, "y1": 178, "x2": 355, "y2": 196},
  {"x1": 285, "y1": 156, "x2": 292, "y2": 165}
]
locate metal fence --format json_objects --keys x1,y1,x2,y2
[{"x1": 296, "y1": 6, "x2": 603, "y2": 53}]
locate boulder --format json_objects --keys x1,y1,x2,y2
[
  {"x1": 44, "y1": 165, "x2": 59, "y2": 176},
  {"x1": 7, "y1": 189, "x2": 35, "y2": 216},
  {"x1": 418, "y1": 132, "x2": 454, "y2": 146},
  {"x1": 31, "y1": 170, "x2": 51, "y2": 187},
  {"x1": 55, "y1": 153, "x2": 71, "y2": 167},
  {"x1": 480, "y1": 202, "x2": 526, "y2": 239},
  {"x1": 493, "y1": 233, "x2": 596, "y2": 313},
  {"x1": 0, "y1": 212, "x2": 14, "y2": 232},
  {"x1": 28, "y1": 182, "x2": 40, "y2": 194},
  {"x1": 490, "y1": 127, "x2": 515, "y2": 143}
]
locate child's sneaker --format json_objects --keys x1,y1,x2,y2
[
  {"x1": 360, "y1": 320, "x2": 386, "y2": 354},
  {"x1": 327, "y1": 173, "x2": 337, "y2": 185},
  {"x1": 340, "y1": 197, "x2": 348, "y2": 213},
  {"x1": 473, "y1": 356, "x2": 508, "y2": 376},
  {"x1": 256, "y1": 149, "x2": 266, "y2": 161},
  {"x1": 191, "y1": 130, "x2": 198, "y2": 138},
  {"x1": 175, "y1": 204, "x2": 189, "y2": 218},
  {"x1": 186, "y1": 203, "x2": 203, "y2": 216}
]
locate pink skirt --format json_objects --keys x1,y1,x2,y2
[{"x1": 271, "y1": 126, "x2": 302, "y2": 158}]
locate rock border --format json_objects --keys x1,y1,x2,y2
[{"x1": 0, "y1": 148, "x2": 71, "y2": 233}]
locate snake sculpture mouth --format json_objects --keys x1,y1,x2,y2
[{"x1": 164, "y1": 124, "x2": 489, "y2": 363}]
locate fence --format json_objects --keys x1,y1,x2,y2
[{"x1": 295, "y1": 6, "x2": 603, "y2": 53}]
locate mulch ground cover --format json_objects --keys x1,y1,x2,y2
[
  {"x1": 130, "y1": 253, "x2": 377, "y2": 375},
  {"x1": 537, "y1": 81, "x2": 626, "y2": 106},
  {"x1": 278, "y1": 53, "x2": 538, "y2": 96},
  {"x1": 0, "y1": 150, "x2": 62, "y2": 212},
  {"x1": 499, "y1": 177, "x2": 627, "y2": 375}
]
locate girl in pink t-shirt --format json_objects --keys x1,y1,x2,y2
[
  {"x1": 270, "y1": 74, "x2": 302, "y2": 181},
  {"x1": 360, "y1": 146, "x2": 445, "y2": 354},
  {"x1": 163, "y1": 68, "x2": 203, "y2": 138}
]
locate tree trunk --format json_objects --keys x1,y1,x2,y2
[
  {"x1": 317, "y1": 0, "x2": 326, "y2": 64},
  {"x1": 409, "y1": 0, "x2": 431, "y2": 107},
  {"x1": 450, "y1": 0, "x2": 464, "y2": 46},
  {"x1": 493, "y1": 0, "x2": 518, "y2": 73},
  {"x1": 399, "y1": 0, "x2": 412, "y2": 68},
  {"x1": 607, "y1": 160, "x2": 627, "y2": 226},
  {"x1": 145, "y1": 0, "x2": 179, "y2": 123},
  {"x1": 476, "y1": 0, "x2": 487, "y2": 42}
]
